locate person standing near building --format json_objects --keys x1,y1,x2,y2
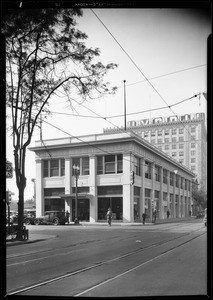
[
  {"x1": 153, "y1": 210, "x2": 157, "y2": 224},
  {"x1": 106, "y1": 208, "x2": 112, "y2": 226},
  {"x1": 142, "y1": 212, "x2": 146, "y2": 225},
  {"x1": 167, "y1": 209, "x2": 170, "y2": 219},
  {"x1": 66, "y1": 210, "x2": 70, "y2": 224}
]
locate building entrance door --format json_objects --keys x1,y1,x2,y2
[{"x1": 72, "y1": 198, "x2": 89, "y2": 221}]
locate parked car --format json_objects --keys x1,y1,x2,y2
[
  {"x1": 24, "y1": 209, "x2": 36, "y2": 225},
  {"x1": 34, "y1": 211, "x2": 68, "y2": 225},
  {"x1": 203, "y1": 208, "x2": 207, "y2": 226}
]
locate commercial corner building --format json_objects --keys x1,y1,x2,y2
[
  {"x1": 104, "y1": 112, "x2": 207, "y2": 191},
  {"x1": 30, "y1": 131, "x2": 195, "y2": 223}
]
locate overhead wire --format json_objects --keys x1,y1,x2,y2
[{"x1": 90, "y1": 8, "x2": 205, "y2": 153}]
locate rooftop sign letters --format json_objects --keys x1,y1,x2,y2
[{"x1": 127, "y1": 113, "x2": 204, "y2": 128}]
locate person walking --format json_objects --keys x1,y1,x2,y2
[
  {"x1": 153, "y1": 210, "x2": 157, "y2": 224},
  {"x1": 106, "y1": 208, "x2": 112, "y2": 226},
  {"x1": 167, "y1": 209, "x2": 170, "y2": 219},
  {"x1": 142, "y1": 212, "x2": 146, "y2": 225},
  {"x1": 65, "y1": 210, "x2": 70, "y2": 224}
]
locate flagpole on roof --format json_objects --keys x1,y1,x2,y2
[{"x1": 124, "y1": 80, "x2": 127, "y2": 131}]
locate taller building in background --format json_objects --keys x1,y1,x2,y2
[{"x1": 104, "y1": 113, "x2": 207, "y2": 191}]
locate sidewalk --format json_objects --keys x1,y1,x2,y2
[{"x1": 6, "y1": 217, "x2": 197, "y2": 247}]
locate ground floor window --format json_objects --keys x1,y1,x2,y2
[
  {"x1": 44, "y1": 198, "x2": 65, "y2": 211},
  {"x1": 98, "y1": 197, "x2": 123, "y2": 220}
]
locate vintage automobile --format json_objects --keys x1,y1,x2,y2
[
  {"x1": 34, "y1": 211, "x2": 68, "y2": 225},
  {"x1": 24, "y1": 209, "x2": 36, "y2": 225}
]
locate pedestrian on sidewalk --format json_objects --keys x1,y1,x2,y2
[
  {"x1": 153, "y1": 210, "x2": 157, "y2": 224},
  {"x1": 142, "y1": 212, "x2": 146, "y2": 225},
  {"x1": 167, "y1": 209, "x2": 170, "y2": 219},
  {"x1": 66, "y1": 210, "x2": 70, "y2": 224},
  {"x1": 106, "y1": 208, "x2": 112, "y2": 226}
]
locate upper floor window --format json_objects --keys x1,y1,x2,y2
[
  {"x1": 179, "y1": 143, "x2": 184, "y2": 149},
  {"x1": 172, "y1": 152, "x2": 176, "y2": 157},
  {"x1": 72, "y1": 157, "x2": 90, "y2": 175},
  {"x1": 165, "y1": 129, "x2": 170, "y2": 135},
  {"x1": 134, "y1": 156, "x2": 141, "y2": 176},
  {"x1": 144, "y1": 131, "x2": 149, "y2": 137},
  {"x1": 157, "y1": 139, "x2": 162, "y2": 144},
  {"x1": 155, "y1": 165, "x2": 161, "y2": 182},
  {"x1": 179, "y1": 137, "x2": 184, "y2": 142},
  {"x1": 151, "y1": 139, "x2": 155, "y2": 144},
  {"x1": 165, "y1": 138, "x2": 170, "y2": 143},
  {"x1": 191, "y1": 151, "x2": 196, "y2": 156},
  {"x1": 158, "y1": 130, "x2": 162, "y2": 136},
  {"x1": 179, "y1": 151, "x2": 184, "y2": 156},
  {"x1": 163, "y1": 169, "x2": 168, "y2": 184},
  {"x1": 145, "y1": 160, "x2": 152, "y2": 179},
  {"x1": 191, "y1": 127, "x2": 196, "y2": 133},
  {"x1": 165, "y1": 144, "x2": 169, "y2": 150},
  {"x1": 191, "y1": 135, "x2": 196, "y2": 140},
  {"x1": 172, "y1": 129, "x2": 177, "y2": 135},
  {"x1": 43, "y1": 158, "x2": 65, "y2": 177},
  {"x1": 191, "y1": 143, "x2": 196, "y2": 148},
  {"x1": 175, "y1": 175, "x2": 179, "y2": 188},
  {"x1": 172, "y1": 137, "x2": 176, "y2": 142},
  {"x1": 170, "y1": 172, "x2": 174, "y2": 186},
  {"x1": 97, "y1": 154, "x2": 123, "y2": 174},
  {"x1": 179, "y1": 128, "x2": 184, "y2": 134},
  {"x1": 151, "y1": 130, "x2": 156, "y2": 137},
  {"x1": 172, "y1": 144, "x2": 176, "y2": 149}
]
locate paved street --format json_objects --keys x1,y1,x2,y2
[{"x1": 6, "y1": 219, "x2": 207, "y2": 297}]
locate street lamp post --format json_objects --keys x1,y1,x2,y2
[{"x1": 73, "y1": 164, "x2": 80, "y2": 224}]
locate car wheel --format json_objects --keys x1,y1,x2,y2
[
  {"x1": 25, "y1": 218, "x2": 31, "y2": 225},
  {"x1": 34, "y1": 219, "x2": 40, "y2": 225},
  {"x1": 53, "y1": 218, "x2": 59, "y2": 225}
]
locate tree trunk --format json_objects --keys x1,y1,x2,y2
[{"x1": 16, "y1": 186, "x2": 25, "y2": 240}]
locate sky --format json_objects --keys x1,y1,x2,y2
[{"x1": 6, "y1": 7, "x2": 211, "y2": 201}]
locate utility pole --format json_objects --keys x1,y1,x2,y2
[{"x1": 124, "y1": 80, "x2": 127, "y2": 131}]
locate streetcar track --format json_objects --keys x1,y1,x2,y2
[
  {"x1": 7, "y1": 222, "x2": 202, "y2": 260},
  {"x1": 7, "y1": 229, "x2": 206, "y2": 295}
]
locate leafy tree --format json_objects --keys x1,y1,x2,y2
[
  {"x1": 192, "y1": 187, "x2": 207, "y2": 210},
  {"x1": 3, "y1": 8, "x2": 117, "y2": 240}
]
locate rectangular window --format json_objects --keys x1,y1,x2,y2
[
  {"x1": 165, "y1": 138, "x2": 170, "y2": 143},
  {"x1": 117, "y1": 154, "x2": 123, "y2": 173},
  {"x1": 172, "y1": 144, "x2": 176, "y2": 149},
  {"x1": 179, "y1": 144, "x2": 184, "y2": 149},
  {"x1": 191, "y1": 135, "x2": 196, "y2": 140},
  {"x1": 191, "y1": 158, "x2": 196, "y2": 163},
  {"x1": 155, "y1": 165, "x2": 160, "y2": 182},
  {"x1": 44, "y1": 160, "x2": 49, "y2": 177},
  {"x1": 163, "y1": 169, "x2": 168, "y2": 184},
  {"x1": 158, "y1": 146, "x2": 162, "y2": 151},
  {"x1": 191, "y1": 166, "x2": 196, "y2": 171},
  {"x1": 82, "y1": 157, "x2": 89, "y2": 175},
  {"x1": 191, "y1": 127, "x2": 196, "y2": 133},
  {"x1": 179, "y1": 151, "x2": 184, "y2": 156},
  {"x1": 175, "y1": 175, "x2": 179, "y2": 188},
  {"x1": 165, "y1": 129, "x2": 170, "y2": 135},
  {"x1": 179, "y1": 137, "x2": 184, "y2": 142},
  {"x1": 179, "y1": 159, "x2": 184, "y2": 164},
  {"x1": 172, "y1": 129, "x2": 177, "y2": 135},
  {"x1": 165, "y1": 144, "x2": 169, "y2": 150},
  {"x1": 191, "y1": 143, "x2": 196, "y2": 148},
  {"x1": 134, "y1": 156, "x2": 141, "y2": 176},
  {"x1": 105, "y1": 155, "x2": 115, "y2": 174},
  {"x1": 191, "y1": 151, "x2": 196, "y2": 156},
  {"x1": 172, "y1": 152, "x2": 176, "y2": 157},
  {"x1": 151, "y1": 130, "x2": 156, "y2": 136},
  {"x1": 151, "y1": 139, "x2": 155, "y2": 144},
  {"x1": 179, "y1": 128, "x2": 184, "y2": 134},
  {"x1": 50, "y1": 159, "x2": 59, "y2": 177},
  {"x1": 170, "y1": 172, "x2": 174, "y2": 186},
  {"x1": 145, "y1": 160, "x2": 152, "y2": 179},
  {"x1": 180, "y1": 177, "x2": 184, "y2": 189},
  {"x1": 144, "y1": 131, "x2": 149, "y2": 137},
  {"x1": 158, "y1": 130, "x2": 162, "y2": 136},
  {"x1": 157, "y1": 139, "x2": 162, "y2": 144},
  {"x1": 97, "y1": 156, "x2": 103, "y2": 174},
  {"x1": 172, "y1": 137, "x2": 176, "y2": 142},
  {"x1": 185, "y1": 179, "x2": 187, "y2": 190},
  {"x1": 60, "y1": 159, "x2": 65, "y2": 176}
]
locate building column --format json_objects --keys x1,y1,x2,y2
[
  {"x1": 64, "y1": 157, "x2": 72, "y2": 222},
  {"x1": 123, "y1": 152, "x2": 133, "y2": 222},
  {"x1": 167, "y1": 171, "x2": 170, "y2": 212},
  {"x1": 35, "y1": 158, "x2": 44, "y2": 217},
  {"x1": 89, "y1": 155, "x2": 97, "y2": 223},
  {"x1": 150, "y1": 162, "x2": 155, "y2": 221},
  {"x1": 159, "y1": 167, "x2": 163, "y2": 219},
  {"x1": 140, "y1": 157, "x2": 145, "y2": 221},
  {"x1": 172, "y1": 173, "x2": 176, "y2": 218},
  {"x1": 182, "y1": 181, "x2": 185, "y2": 217},
  {"x1": 178, "y1": 175, "x2": 181, "y2": 218}
]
